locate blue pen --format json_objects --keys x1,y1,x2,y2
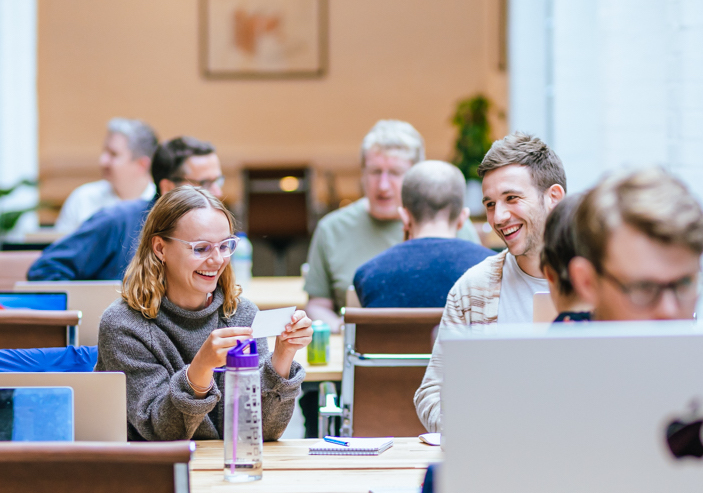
[{"x1": 324, "y1": 436, "x2": 350, "y2": 447}]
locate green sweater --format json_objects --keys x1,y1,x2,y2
[{"x1": 95, "y1": 289, "x2": 304, "y2": 441}]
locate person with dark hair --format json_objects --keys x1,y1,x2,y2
[
  {"x1": 28, "y1": 136, "x2": 225, "y2": 281},
  {"x1": 415, "y1": 132, "x2": 566, "y2": 433},
  {"x1": 353, "y1": 160, "x2": 494, "y2": 307},
  {"x1": 55, "y1": 118, "x2": 159, "y2": 233},
  {"x1": 539, "y1": 194, "x2": 592, "y2": 322}
]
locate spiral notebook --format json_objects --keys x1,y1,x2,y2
[{"x1": 308, "y1": 437, "x2": 394, "y2": 456}]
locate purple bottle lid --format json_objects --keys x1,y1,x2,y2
[{"x1": 226, "y1": 339, "x2": 259, "y2": 368}]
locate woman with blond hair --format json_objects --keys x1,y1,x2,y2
[{"x1": 96, "y1": 186, "x2": 312, "y2": 441}]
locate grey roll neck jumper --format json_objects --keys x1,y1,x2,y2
[{"x1": 95, "y1": 289, "x2": 305, "y2": 441}]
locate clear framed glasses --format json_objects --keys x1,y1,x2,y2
[
  {"x1": 166, "y1": 236, "x2": 239, "y2": 259},
  {"x1": 171, "y1": 176, "x2": 225, "y2": 191},
  {"x1": 600, "y1": 268, "x2": 700, "y2": 307}
]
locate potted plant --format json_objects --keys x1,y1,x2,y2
[{"x1": 451, "y1": 95, "x2": 493, "y2": 215}]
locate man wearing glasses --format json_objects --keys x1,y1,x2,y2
[
  {"x1": 569, "y1": 167, "x2": 703, "y2": 321},
  {"x1": 28, "y1": 136, "x2": 226, "y2": 281}
]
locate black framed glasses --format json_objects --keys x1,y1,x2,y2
[
  {"x1": 599, "y1": 267, "x2": 700, "y2": 307},
  {"x1": 171, "y1": 176, "x2": 225, "y2": 191},
  {"x1": 165, "y1": 236, "x2": 239, "y2": 259}
]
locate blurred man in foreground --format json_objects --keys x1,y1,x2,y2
[{"x1": 570, "y1": 167, "x2": 703, "y2": 321}]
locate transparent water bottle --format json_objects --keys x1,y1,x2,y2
[
  {"x1": 233, "y1": 233, "x2": 253, "y2": 291},
  {"x1": 224, "y1": 339, "x2": 263, "y2": 482}
]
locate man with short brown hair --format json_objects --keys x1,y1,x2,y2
[
  {"x1": 570, "y1": 167, "x2": 703, "y2": 321},
  {"x1": 414, "y1": 132, "x2": 566, "y2": 433}
]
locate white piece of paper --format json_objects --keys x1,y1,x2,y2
[
  {"x1": 419, "y1": 432, "x2": 441, "y2": 446},
  {"x1": 251, "y1": 306, "x2": 296, "y2": 338}
]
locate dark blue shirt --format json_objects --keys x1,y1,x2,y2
[
  {"x1": 27, "y1": 198, "x2": 155, "y2": 281},
  {"x1": 353, "y1": 237, "x2": 495, "y2": 308}
]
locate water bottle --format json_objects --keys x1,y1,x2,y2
[
  {"x1": 224, "y1": 339, "x2": 263, "y2": 482},
  {"x1": 233, "y1": 233, "x2": 253, "y2": 291}
]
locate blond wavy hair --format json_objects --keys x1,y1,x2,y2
[{"x1": 122, "y1": 186, "x2": 241, "y2": 319}]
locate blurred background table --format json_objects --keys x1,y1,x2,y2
[{"x1": 245, "y1": 277, "x2": 307, "y2": 310}]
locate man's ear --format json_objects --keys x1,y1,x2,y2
[
  {"x1": 398, "y1": 207, "x2": 413, "y2": 240},
  {"x1": 136, "y1": 156, "x2": 151, "y2": 173},
  {"x1": 455, "y1": 207, "x2": 470, "y2": 232},
  {"x1": 152, "y1": 236, "x2": 166, "y2": 263},
  {"x1": 544, "y1": 184, "x2": 566, "y2": 210},
  {"x1": 569, "y1": 256, "x2": 598, "y2": 305},
  {"x1": 159, "y1": 178, "x2": 176, "y2": 195}
]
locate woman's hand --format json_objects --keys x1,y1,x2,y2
[
  {"x1": 271, "y1": 310, "x2": 312, "y2": 378},
  {"x1": 188, "y1": 327, "x2": 253, "y2": 393}
]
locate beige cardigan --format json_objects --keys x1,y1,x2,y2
[{"x1": 414, "y1": 250, "x2": 507, "y2": 432}]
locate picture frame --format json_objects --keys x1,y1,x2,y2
[{"x1": 200, "y1": 0, "x2": 328, "y2": 79}]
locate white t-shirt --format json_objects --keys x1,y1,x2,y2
[
  {"x1": 54, "y1": 180, "x2": 156, "y2": 233},
  {"x1": 497, "y1": 253, "x2": 549, "y2": 323}
]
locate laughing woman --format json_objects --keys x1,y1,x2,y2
[{"x1": 95, "y1": 186, "x2": 312, "y2": 441}]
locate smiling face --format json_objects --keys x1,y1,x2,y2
[
  {"x1": 362, "y1": 150, "x2": 413, "y2": 220},
  {"x1": 482, "y1": 164, "x2": 555, "y2": 260},
  {"x1": 153, "y1": 206, "x2": 232, "y2": 310}
]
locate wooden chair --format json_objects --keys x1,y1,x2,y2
[
  {"x1": 339, "y1": 307, "x2": 443, "y2": 437},
  {"x1": 0, "y1": 251, "x2": 41, "y2": 291},
  {"x1": 0, "y1": 309, "x2": 81, "y2": 349},
  {"x1": 0, "y1": 440, "x2": 193, "y2": 493}
]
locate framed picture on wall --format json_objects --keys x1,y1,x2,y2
[{"x1": 200, "y1": 0, "x2": 328, "y2": 79}]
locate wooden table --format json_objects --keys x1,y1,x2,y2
[
  {"x1": 245, "y1": 277, "x2": 307, "y2": 310},
  {"x1": 190, "y1": 437, "x2": 442, "y2": 492}
]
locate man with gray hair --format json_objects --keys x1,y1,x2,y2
[
  {"x1": 54, "y1": 117, "x2": 158, "y2": 232},
  {"x1": 304, "y1": 120, "x2": 480, "y2": 332},
  {"x1": 353, "y1": 160, "x2": 494, "y2": 307}
]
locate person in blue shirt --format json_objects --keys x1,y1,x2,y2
[
  {"x1": 353, "y1": 160, "x2": 495, "y2": 308},
  {"x1": 27, "y1": 136, "x2": 226, "y2": 281}
]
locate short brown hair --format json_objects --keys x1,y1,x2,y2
[
  {"x1": 122, "y1": 186, "x2": 241, "y2": 319},
  {"x1": 478, "y1": 132, "x2": 567, "y2": 193},
  {"x1": 401, "y1": 160, "x2": 465, "y2": 223},
  {"x1": 574, "y1": 167, "x2": 703, "y2": 272}
]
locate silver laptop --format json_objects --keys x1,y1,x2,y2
[
  {"x1": 440, "y1": 322, "x2": 703, "y2": 492},
  {"x1": 15, "y1": 281, "x2": 121, "y2": 347},
  {"x1": 0, "y1": 372, "x2": 126, "y2": 441}
]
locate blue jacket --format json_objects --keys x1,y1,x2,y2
[
  {"x1": 353, "y1": 237, "x2": 495, "y2": 308},
  {"x1": 27, "y1": 198, "x2": 155, "y2": 281}
]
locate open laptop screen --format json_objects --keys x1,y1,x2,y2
[{"x1": 0, "y1": 292, "x2": 67, "y2": 311}]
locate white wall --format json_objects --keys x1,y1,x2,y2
[
  {"x1": 0, "y1": 0, "x2": 38, "y2": 235},
  {"x1": 509, "y1": 0, "x2": 703, "y2": 199}
]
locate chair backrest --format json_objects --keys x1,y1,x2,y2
[
  {"x1": 341, "y1": 307, "x2": 443, "y2": 437},
  {"x1": 0, "y1": 251, "x2": 42, "y2": 291},
  {"x1": 0, "y1": 309, "x2": 81, "y2": 349},
  {"x1": 15, "y1": 281, "x2": 121, "y2": 346},
  {"x1": 0, "y1": 441, "x2": 193, "y2": 493},
  {"x1": 0, "y1": 372, "x2": 127, "y2": 441}
]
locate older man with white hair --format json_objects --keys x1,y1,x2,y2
[
  {"x1": 54, "y1": 118, "x2": 158, "y2": 233},
  {"x1": 304, "y1": 120, "x2": 480, "y2": 332}
]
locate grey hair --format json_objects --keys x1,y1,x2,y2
[
  {"x1": 107, "y1": 118, "x2": 158, "y2": 160},
  {"x1": 401, "y1": 160, "x2": 466, "y2": 223},
  {"x1": 360, "y1": 120, "x2": 425, "y2": 167}
]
